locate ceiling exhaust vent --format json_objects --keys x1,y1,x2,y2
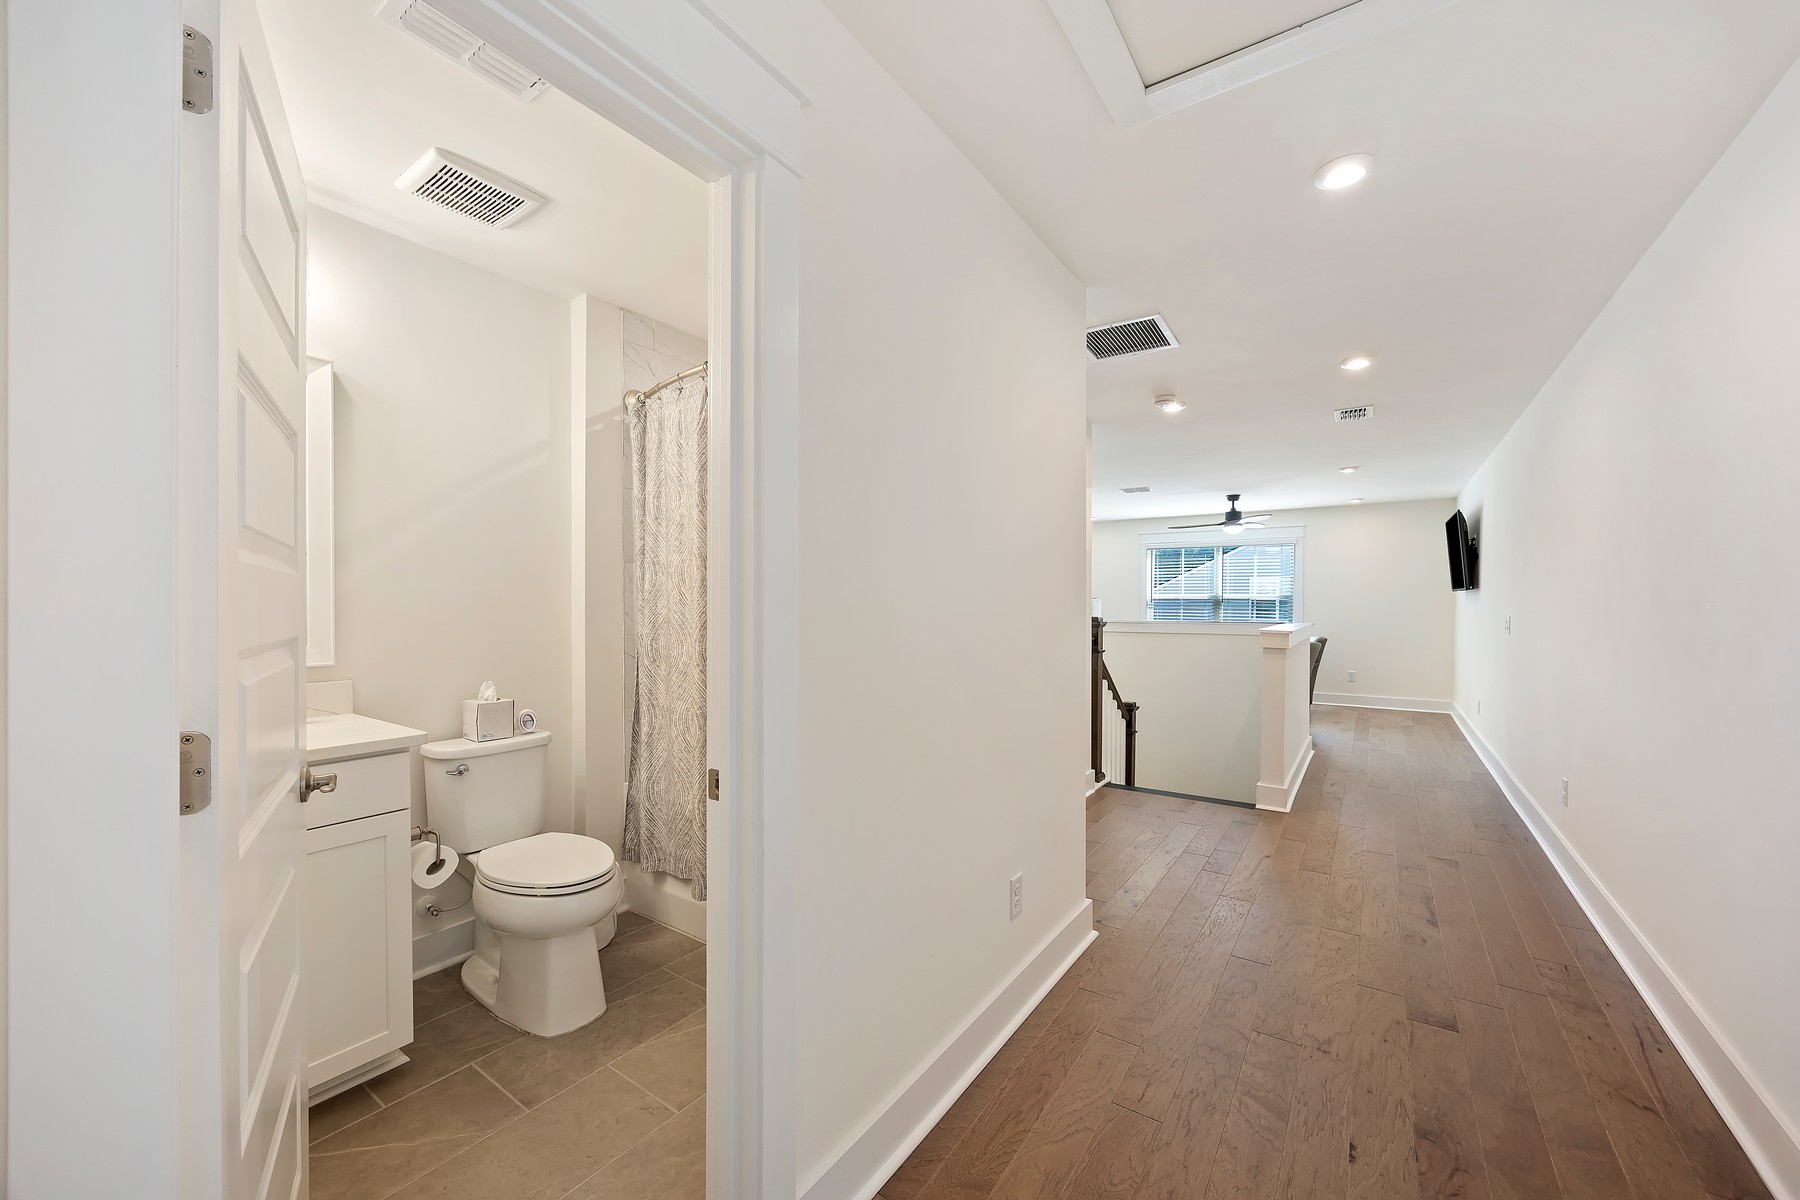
[
  {"x1": 378, "y1": 0, "x2": 551, "y2": 102},
  {"x1": 1087, "y1": 315, "x2": 1178, "y2": 361},
  {"x1": 1333, "y1": 405, "x2": 1375, "y2": 423},
  {"x1": 1120, "y1": 486, "x2": 1153, "y2": 493},
  {"x1": 396, "y1": 148, "x2": 548, "y2": 228}
]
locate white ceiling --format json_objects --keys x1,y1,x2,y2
[
  {"x1": 1108, "y1": 0, "x2": 1351, "y2": 85},
  {"x1": 262, "y1": 0, "x2": 708, "y2": 334},
  {"x1": 823, "y1": 0, "x2": 1800, "y2": 521}
]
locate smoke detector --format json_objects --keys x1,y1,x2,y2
[
  {"x1": 1333, "y1": 405, "x2": 1375, "y2": 423},
  {"x1": 378, "y1": 0, "x2": 551, "y2": 102},
  {"x1": 1087, "y1": 315, "x2": 1178, "y2": 361},
  {"x1": 396, "y1": 148, "x2": 548, "y2": 228}
]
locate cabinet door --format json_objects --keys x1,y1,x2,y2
[{"x1": 303, "y1": 810, "x2": 414, "y2": 1088}]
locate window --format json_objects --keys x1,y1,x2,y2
[{"x1": 1146, "y1": 540, "x2": 1297, "y2": 623}]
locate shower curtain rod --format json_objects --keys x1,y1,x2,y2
[{"x1": 625, "y1": 361, "x2": 708, "y2": 404}]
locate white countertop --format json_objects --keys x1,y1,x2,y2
[{"x1": 305, "y1": 712, "x2": 430, "y2": 763}]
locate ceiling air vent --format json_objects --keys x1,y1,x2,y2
[
  {"x1": 1333, "y1": 405, "x2": 1375, "y2": 423},
  {"x1": 1087, "y1": 315, "x2": 1178, "y2": 361},
  {"x1": 378, "y1": 0, "x2": 551, "y2": 102},
  {"x1": 1121, "y1": 486, "x2": 1152, "y2": 493},
  {"x1": 396, "y1": 148, "x2": 548, "y2": 228}
]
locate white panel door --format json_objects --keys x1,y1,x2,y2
[{"x1": 185, "y1": 0, "x2": 312, "y2": 1194}]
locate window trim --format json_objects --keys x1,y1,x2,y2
[{"x1": 1138, "y1": 525, "x2": 1304, "y2": 627}]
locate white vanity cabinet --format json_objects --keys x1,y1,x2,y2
[{"x1": 303, "y1": 714, "x2": 428, "y2": 1095}]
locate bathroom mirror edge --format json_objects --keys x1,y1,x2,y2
[{"x1": 305, "y1": 358, "x2": 337, "y2": 666}]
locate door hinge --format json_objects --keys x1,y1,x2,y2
[
  {"x1": 182, "y1": 27, "x2": 214, "y2": 114},
  {"x1": 179, "y1": 731, "x2": 213, "y2": 815},
  {"x1": 707, "y1": 768, "x2": 720, "y2": 801}
]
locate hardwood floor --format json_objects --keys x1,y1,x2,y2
[{"x1": 879, "y1": 707, "x2": 1770, "y2": 1200}]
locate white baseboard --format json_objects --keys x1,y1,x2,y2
[
  {"x1": 1312, "y1": 692, "x2": 1453, "y2": 713},
  {"x1": 1255, "y1": 735, "x2": 1314, "y2": 813},
  {"x1": 1451, "y1": 706, "x2": 1800, "y2": 1200},
  {"x1": 624, "y1": 867, "x2": 708, "y2": 941},
  {"x1": 1084, "y1": 770, "x2": 1103, "y2": 799},
  {"x1": 799, "y1": 900, "x2": 1097, "y2": 1200},
  {"x1": 412, "y1": 916, "x2": 476, "y2": 977}
]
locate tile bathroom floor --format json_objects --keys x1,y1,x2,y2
[{"x1": 308, "y1": 912, "x2": 707, "y2": 1200}]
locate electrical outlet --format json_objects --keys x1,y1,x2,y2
[
  {"x1": 1560, "y1": 778, "x2": 1569, "y2": 807},
  {"x1": 1009, "y1": 873, "x2": 1024, "y2": 921},
  {"x1": 1347, "y1": 669, "x2": 1358, "y2": 683}
]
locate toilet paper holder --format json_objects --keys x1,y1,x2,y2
[{"x1": 411, "y1": 825, "x2": 447, "y2": 876}]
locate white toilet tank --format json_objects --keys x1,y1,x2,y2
[{"x1": 421, "y1": 730, "x2": 552, "y2": 851}]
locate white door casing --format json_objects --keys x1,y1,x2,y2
[
  {"x1": 6, "y1": 1, "x2": 799, "y2": 1194},
  {"x1": 432, "y1": 3, "x2": 804, "y2": 1195},
  {"x1": 181, "y1": 0, "x2": 313, "y2": 1194}
]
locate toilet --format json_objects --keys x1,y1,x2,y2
[{"x1": 421, "y1": 730, "x2": 623, "y2": 1037}]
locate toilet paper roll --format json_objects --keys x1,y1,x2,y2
[{"x1": 411, "y1": 840, "x2": 459, "y2": 888}]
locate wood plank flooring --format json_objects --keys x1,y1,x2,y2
[{"x1": 878, "y1": 707, "x2": 1771, "y2": 1200}]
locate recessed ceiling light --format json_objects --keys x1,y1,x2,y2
[
  {"x1": 1314, "y1": 153, "x2": 1374, "y2": 191},
  {"x1": 1349, "y1": 498, "x2": 1364, "y2": 504},
  {"x1": 1153, "y1": 394, "x2": 1185, "y2": 414},
  {"x1": 1339, "y1": 465, "x2": 1359, "y2": 474},
  {"x1": 1340, "y1": 356, "x2": 1373, "y2": 371}
]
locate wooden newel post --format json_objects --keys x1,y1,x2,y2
[{"x1": 1121, "y1": 700, "x2": 1138, "y2": 787}]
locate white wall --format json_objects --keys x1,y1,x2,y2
[
  {"x1": 1455, "y1": 58, "x2": 1800, "y2": 1189},
  {"x1": 700, "y1": 3, "x2": 1090, "y2": 1188},
  {"x1": 6, "y1": 0, "x2": 181, "y2": 1188},
  {"x1": 1093, "y1": 498, "x2": 1457, "y2": 705},
  {"x1": 1103, "y1": 630, "x2": 1263, "y2": 801},
  {"x1": 306, "y1": 206, "x2": 575, "y2": 834},
  {"x1": 0, "y1": 0, "x2": 10, "y2": 1173}
]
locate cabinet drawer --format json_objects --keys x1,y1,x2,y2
[{"x1": 303, "y1": 749, "x2": 410, "y2": 829}]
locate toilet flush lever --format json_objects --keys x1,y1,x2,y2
[
  {"x1": 446, "y1": 763, "x2": 470, "y2": 776},
  {"x1": 300, "y1": 767, "x2": 337, "y2": 801}
]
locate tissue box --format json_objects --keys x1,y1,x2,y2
[{"x1": 463, "y1": 698, "x2": 516, "y2": 743}]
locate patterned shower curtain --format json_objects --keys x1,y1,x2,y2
[{"x1": 623, "y1": 370, "x2": 709, "y2": 900}]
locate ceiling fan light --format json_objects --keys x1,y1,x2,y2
[{"x1": 1240, "y1": 521, "x2": 1265, "y2": 529}]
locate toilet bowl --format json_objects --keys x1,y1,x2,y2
[
  {"x1": 459, "y1": 832, "x2": 622, "y2": 1037},
  {"x1": 421, "y1": 732, "x2": 624, "y2": 1038}
]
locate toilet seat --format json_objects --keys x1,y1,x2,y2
[{"x1": 475, "y1": 832, "x2": 617, "y2": 897}]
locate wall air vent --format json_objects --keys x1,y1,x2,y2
[
  {"x1": 378, "y1": 0, "x2": 551, "y2": 102},
  {"x1": 1086, "y1": 315, "x2": 1178, "y2": 361},
  {"x1": 396, "y1": 148, "x2": 548, "y2": 228},
  {"x1": 1120, "y1": 486, "x2": 1152, "y2": 493},
  {"x1": 1333, "y1": 405, "x2": 1375, "y2": 423}
]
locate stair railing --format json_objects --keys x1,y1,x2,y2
[{"x1": 1090, "y1": 617, "x2": 1138, "y2": 787}]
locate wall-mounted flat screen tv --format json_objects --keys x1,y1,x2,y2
[{"x1": 1445, "y1": 510, "x2": 1477, "y2": 590}]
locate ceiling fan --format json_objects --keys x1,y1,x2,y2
[{"x1": 1171, "y1": 494, "x2": 1272, "y2": 533}]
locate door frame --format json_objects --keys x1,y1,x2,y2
[{"x1": 4, "y1": 1, "x2": 803, "y2": 1196}]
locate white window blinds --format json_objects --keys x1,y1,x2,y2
[{"x1": 1147, "y1": 542, "x2": 1296, "y2": 622}]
